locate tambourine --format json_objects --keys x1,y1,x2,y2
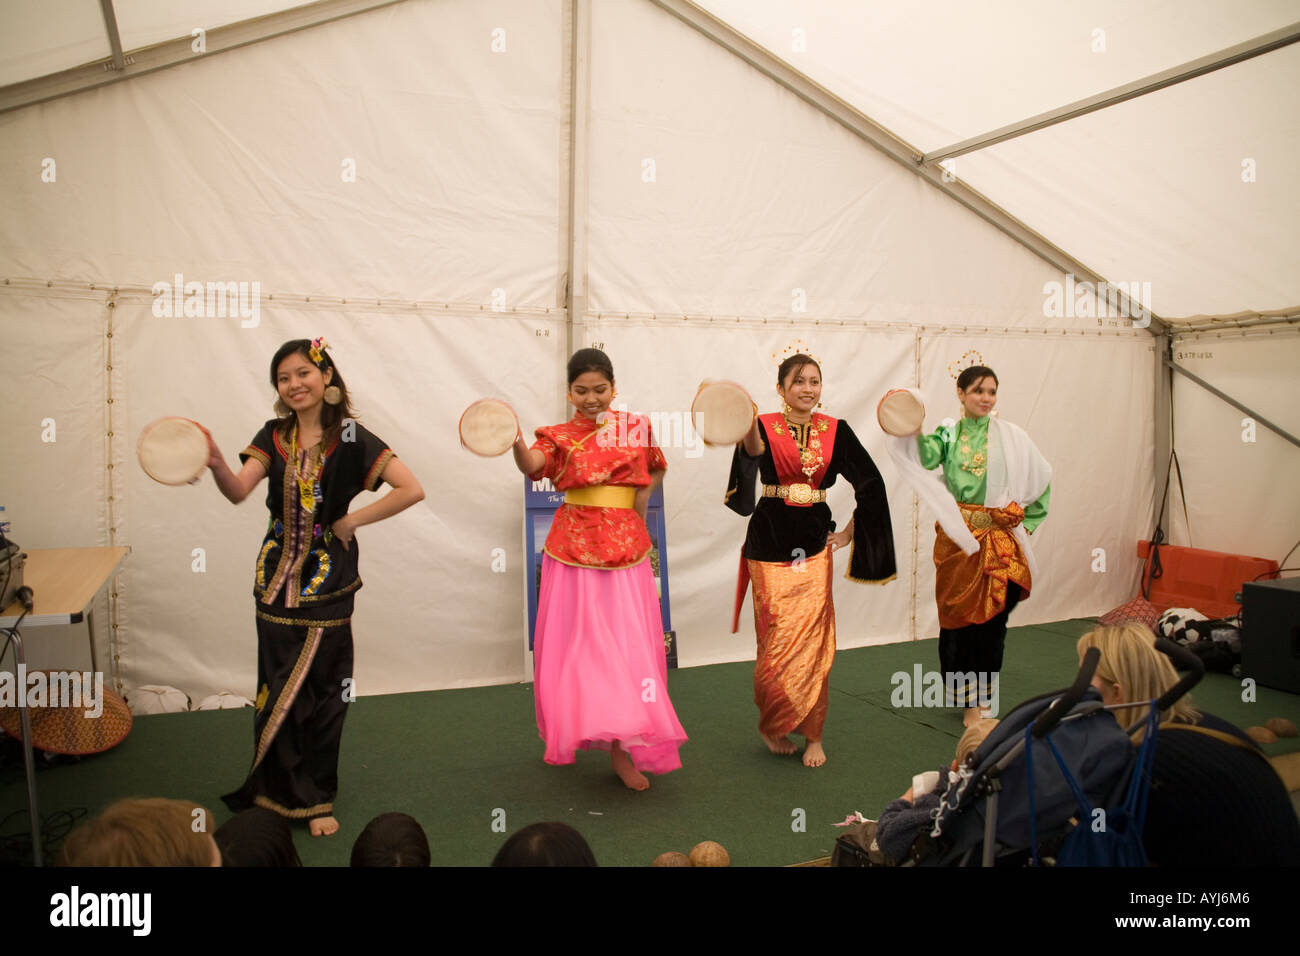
[
  {"x1": 691, "y1": 380, "x2": 757, "y2": 446},
  {"x1": 876, "y1": 388, "x2": 926, "y2": 437},
  {"x1": 459, "y1": 398, "x2": 521, "y2": 457},
  {"x1": 137, "y1": 417, "x2": 210, "y2": 485}
]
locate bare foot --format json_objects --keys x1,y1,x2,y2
[
  {"x1": 761, "y1": 732, "x2": 798, "y2": 755},
  {"x1": 802, "y1": 741, "x2": 827, "y2": 768},
  {"x1": 611, "y1": 743, "x2": 649, "y2": 791},
  {"x1": 309, "y1": 815, "x2": 339, "y2": 837}
]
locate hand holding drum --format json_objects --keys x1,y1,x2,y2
[
  {"x1": 459, "y1": 398, "x2": 521, "y2": 457},
  {"x1": 877, "y1": 388, "x2": 926, "y2": 437},
  {"x1": 691, "y1": 380, "x2": 757, "y2": 446},
  {"x1": 137, "y1": 417, "x2": 213, "y2": 485}
]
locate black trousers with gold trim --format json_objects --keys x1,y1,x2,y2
[
  {"x1": 223, "y1": 607, "x2": 354, "y2": 820},
  {"x1": 937, "y1": 582, "x2": 1023, "y2": 707}
]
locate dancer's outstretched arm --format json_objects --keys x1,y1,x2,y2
[{"x1": 207, "y1": 433, "x2": 266, "y2": 504}]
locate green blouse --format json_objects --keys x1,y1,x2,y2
[{"x1": 916, "y1": 415, "x2": 1050, "y2": 534}]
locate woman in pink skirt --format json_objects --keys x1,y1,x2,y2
[{"x1": 510, "y1": 348, "x2": 686, "y2": 790}]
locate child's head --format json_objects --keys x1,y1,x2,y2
[
  {"x1": 349, "y1": 812, "x2": 430, "y2": 867},
  {"x1": 953, "y1": 718, "x2": 1000, "y2": 770},
  {"x1": 59, "y1": 797, "x2": 221, "y2": 867},
  {"x1": 491, "y1": 822, "x2": 597, "y2": 867},
  {"x1": 270, "y1": 338, "x2": 355, "y2": 432},
  {"x1": 214, "y1": 807, "x2": 302, "y2": 867}
]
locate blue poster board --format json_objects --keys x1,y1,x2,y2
[{"x1": 524, "y1": 477, "x2": 676, "y2": 667}]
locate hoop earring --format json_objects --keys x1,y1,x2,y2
[{"x1": 324, "y1": 386, "x2": 342, "y2": 406}]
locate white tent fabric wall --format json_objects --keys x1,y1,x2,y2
[
  {"x1": 1165, "y1": 334, "x2": 1300, "y2": 564},
  {"x1": 0, "y1": 289, "x2": 111, "y2": 674},
  {"x1": 0, "y1": 0, "x2": 564, "y2": 305}
]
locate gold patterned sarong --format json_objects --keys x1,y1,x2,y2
[
  {"x1": 748, "y1": 546, "x2": 835, "y2": 740},
  {"x1": 934, "y1": 502, "x2": 1032, "y2": 630}
]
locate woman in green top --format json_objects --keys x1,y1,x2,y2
[{"x1": 913, "y1": 365, "x2": 1051, "y2": 727}]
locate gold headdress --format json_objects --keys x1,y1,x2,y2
[{"x1": 947, "y1": 350, "x2": 985, "y2": 381}]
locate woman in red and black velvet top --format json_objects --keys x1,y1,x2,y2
[{"x1": 726, "y1": 352, "x2": 896, "y2": 767}]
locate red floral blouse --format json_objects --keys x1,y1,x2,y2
[{"x1": 529, "y1": 410, "x2": 667, "y2": 569}]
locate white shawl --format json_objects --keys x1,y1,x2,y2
[{"x1": 884, "y1": 388, "x2": 1052, "y2": 577}]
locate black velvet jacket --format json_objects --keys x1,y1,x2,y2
[{"x1": 724, "y1": 416, "x2": 896, "y2": 582}]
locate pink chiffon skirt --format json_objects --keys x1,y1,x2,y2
[{"x1": 533, "y1": 554, "x2": 686, "y2": 773}]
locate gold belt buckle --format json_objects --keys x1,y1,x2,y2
[
  {"x1": 966, "y1": 508, "x2": 993, "y2": 530},
  {"x1": 787, "y1": 483, "x2": 815, "y2": 505}
]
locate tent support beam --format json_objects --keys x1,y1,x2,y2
[
  {"x1": 0, "y1": 0, "x2": 408, "y2": 114},
  {"x1": 1166, "y1": 356, "x2": 1300, "y2": 450},
  {"x1": 563, "y1": 0, "x2": 592, "y2": 391},
  {"x1": 646, "y1": 0, "x2": 1166, "y2": 336},
  {"x1": 1171, "y1": 313, "x2": 1300, "y2": 334},
  {"x1": 1154, "y1": 334, "x2": 1172, "y2": 533},
  {"x1": 98, "y1": 0, "x2": 126, "y2": 72},
  {"x1": 923, "y1": 22, "x2": 1300, "y2": 166}
]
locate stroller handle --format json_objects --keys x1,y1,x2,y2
[
  {"x1": 1031, "y1": 647, "x2": 1101, "y2": 738},
  {"x1": 1153, "y1": 637, "x2": 1205, "y2": 712}
]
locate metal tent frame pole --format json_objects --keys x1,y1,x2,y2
[{"x1": 922, "y1": 22, "x2": 1300, "y2": 166}]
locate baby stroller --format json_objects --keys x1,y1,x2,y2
[{"x1": 913, "y1": 639, "x2": 1204, "y2": 867}]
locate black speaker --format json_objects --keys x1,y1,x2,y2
[{"x1": 1240, "y1": 577, "x2": 1300, "y2": 695}]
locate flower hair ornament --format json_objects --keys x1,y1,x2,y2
[{"x1": 309, "y1": 337, "x2": 331, "y2": 369}]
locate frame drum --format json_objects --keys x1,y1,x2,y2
[
  {"x1": 459, "y1": 398, "x2": 520, "y2": 457},
  {"x1": 877, "y1": 389, "x2": 926, "y2": 437},
  {"x1": 137, "y1": 417, "x2": 210, "y2": 485},
  {"x1": 691, "y1": 381, "x2": 756, "y2": 446}
]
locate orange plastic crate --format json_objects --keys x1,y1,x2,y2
[{"x1": 1136, "y1": 541, "x2": 1279, "y2": 619}]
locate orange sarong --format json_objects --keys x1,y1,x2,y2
[
  {"x1": 934, "y1": 502, "x2": 1032, "y2": 630},
  {"x1": 748, "y1": 546, "x2": 835, "y2": 741}
]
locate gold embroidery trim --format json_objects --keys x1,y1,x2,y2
[
  {"x1": 242, "y1": 445, "x2": 270, "y2": 469},
  {"x1": 255, "y1": 540, "x2": 276, "y2": 590},
  {"x1": 253, "y1": 795, "x2": 334, "y2": 819},
  {"x1": 249, "y1": 625, "x2": 324, "y2": 773},
  {"x1": 256, "y1": 575, "x2": 360, "y2": 606},
  {"x1": 541, "y1": 546, "x2": 650, "y2": 571},
  {"x1": 262, "y1": 423, "x2": 300, "y2": 604},
  {"x1": 365, "y1": 448, "x2": 395, "y2": 492},
  {"x1": 302, "y1": 549, "x2": 331, "y2": 597},
  {"x1": 843, "y1": 541, "x2": 897, "y2": 585},
  {"x1": 255, "y1": 611, "x2": 352, "y2": 628}
]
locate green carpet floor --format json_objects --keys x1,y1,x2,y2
[{"x1": 4, "y1": 618, "x2": 1298, "y2": 867}]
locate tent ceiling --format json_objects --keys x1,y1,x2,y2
[{"x1": 2, "y1": 0, "x2": 1298, "y2": 322}]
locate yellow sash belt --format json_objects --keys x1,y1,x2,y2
[{"x1": 565, "y1": 485, "x2": 637, "y2": 509}]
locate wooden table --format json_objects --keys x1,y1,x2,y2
[
  {"x1": 0, "y1": 546, "x2": 130, "y2": 671},
  {"x1": 0, "y1": 546, "x2": 129, "y2": 866}
]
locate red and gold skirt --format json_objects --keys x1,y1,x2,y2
[
  {"x1": 748, "y1": 546, "x2": 835, "y2": 740},
  {"x1": 934, "y1": 502, "x2": 1032, "y2": 630}
]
